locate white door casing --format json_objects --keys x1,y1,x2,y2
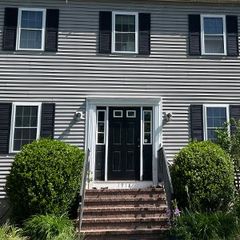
[{"x1": 85, "y1": 96, "x2": 162, "y2": 188}]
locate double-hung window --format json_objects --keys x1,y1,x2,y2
[
  {"x1": 204, "y1": 105, "x2": 229, "y2": 141},
  {"x1": 17, "y1": 8, "x2": 46, "y2": 50},
  {"x1": 201, "y1": 15, "x2": 227, "y2": 55},
  {"x1": 112, "y1": 12, "x2": 138, "y2": 53},
  {"x1": 10, "y1": 103, "x2": 41, "y2": 152}
]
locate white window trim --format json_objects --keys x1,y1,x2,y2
[
  {"x1": 9, "y1": 102, "x2": 42, "y2": 153},
  {"x1": 113, "y1": 110, "x2": 123, "y2": 118},
  {"x1": 112, "y1": 11, "x2": 139, "y2": 54},
  {"x1": 201, "y1": 14, "x2": 227, "y2": 56},
  {"x1": 203, "y1": 104, "x2": 230, "y2": 141},
  {"x1": 143, "y1": 110, "x2": 152, "y2": 145},
  {"x1": 96, "y1": 110, "x2": 106, "y2": 145},
  {"x1": 16, "y1": 8, "x2": 46, "y2": 51},
  {"x1": 126, "y1": 110, "x2": 136, "y2": 118}
]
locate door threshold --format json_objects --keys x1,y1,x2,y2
[{"x1": 89, "y1": 181, "x2": 153, "y2": 190}]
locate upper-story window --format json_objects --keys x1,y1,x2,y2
[
  {"x1": 99, "y1": 11, "x2": 150, "y2": 55},
  {"x1": 3, "y1": 7, "x2": 59, "y2": 52},
  {"x1": 112, "y1": 12, "x2": 138, "y2": 54},
  {"x1": 201, "y1": 15, "x2": 226, "y2": 55},
  {"x1": 17, "y1": 8, "x2": 46, "y2": 51},
  {"x1": 204, "y1": 105, "x2": 229, "y2": 141},
  {"x1": 189, "y1": 14, "x2": 238, "y2": 57}
]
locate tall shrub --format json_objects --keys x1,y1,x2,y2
[
  {"x1": 6, "y1": 139, "x2": 84, "y2": 221},
  {"x1": 216, "y1": 120, "x2": 240, "y2": 168},
  {"x1": 171, "y1": 141, "x2": 234, "y2": 211}
]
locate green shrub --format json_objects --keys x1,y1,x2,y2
[
  {"x1": 23, "y1": 214, "x2": 77, "y2": 240},
  {"x1": 216, "y1": 120, "x2": 240, "y2": 169},
  {"x1": 170, "y1": 210, "x2": 239, "y2": 240},
  {"x1": 6, "y1": 139, "x2": 84, "y2": 221},
  {"x1": 171, "y1": 141, "x2": 235, "y2": 211},
  {"x1": 0, "y1": 223, "x2": 27, "y2": 240}
]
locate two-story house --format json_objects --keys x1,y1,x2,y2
[{"x1": 0, "y1": 0, "x2": 240, "y2": 237}]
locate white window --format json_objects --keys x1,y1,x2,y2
[
  {"x1": 10, "y1": 103, "x2": 41, "y2": 152},
  {"x1": 96, "y1": 110, "x2": 106, "y2": 144},
  {"x1": 126, "y1": 110, "x2": 136, "y2": 118},
  {"x1": 113, "y1": 110, "x2": 123, "y2": 118},
  {"x1": 204, "y1": 105, "x2": 229, "y2": 141},
  {"x1": 112, "y1": 12, "x2": 138, "y2": 53},
  {"x1": 143, "y1": 110, "x2": 152, "y2": 144},
  {"x1": 17, "y1": 8, "x2": 46, "y2": 50},
  {"x1": 201, "y1": 15, "x2": 226, "y2": 55}
]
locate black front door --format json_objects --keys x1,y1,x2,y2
[{"x1": 108, "y1": 107, "x2": 140, "y2": 180}]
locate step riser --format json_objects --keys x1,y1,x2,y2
[
  {"x1": 85, "y1": 193, "x2": 165, "y2": 200},
  {"x1": 83, "y1": 212, "x2": 167, "y2": 219},
  {"x1": 84, "y1": 202, "x2": 166, "y2": 208},
  {"x1": 82, "y1": 221, "x2": 169, "y2": 230},
  {"x1": 83, "y1": 234, "x2": 167, "y2": 240}
]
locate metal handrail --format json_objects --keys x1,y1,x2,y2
[
  {"x1": 158, "y1": 146, "x2": 174, "y2": 210},
  {"x1": 78, "y1": 148, "x2": 90, "y2": 238}
]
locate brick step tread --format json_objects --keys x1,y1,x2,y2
[
  {"x1": 83, "y1": 235, "x2": 167, "y2": 240},
  {"x1": 82, "y1": 216, "x2": 169, "y2": 224},
  {"x1": 81, "y1": 221, "x2": 169, "y2": 230},
  {"x1": 82, "y1": 233, "x2": 168, "y2": 240},
  {"x1": 83, "y1": 206, "x2": 168, "y2": 212},
  {"x1": 86, "y1": 188, "x2": 164, "y2": 195},
  {"x1": 85, "y1": 194, "x2": 166, "y2": 200},
  {"x1": 80, "y1": 227, "x2": 169, "y2": 236},
  {"x1": 85, "y1": 197, "x2": 166, "y2": 203}
]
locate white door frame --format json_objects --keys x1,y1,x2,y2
[{"x1": 85, "y1": 96, "x2": 163, "y2": 188}]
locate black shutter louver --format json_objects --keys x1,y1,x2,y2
[
  {"x1": 230, "y1": 105, "x2": 240, "y2": 134},
  {"x1": 0, "y1": 103, "x2": 12, "y2": 154},
  {"x1": 3, "y1": 8, "x2": 18, "y2": 51},
  {"x1": 139, "y1": 13, "x2": 151, "y2": 55},
  {"x1": 190, "y1": 105, "x2": 204, "y2": 141},
  {"x1": 45, "y1": 9, "x2": 59, "y2": 52},
  {"x1": 99, "y1": 11, "x2": 112, "y2": 54},
  {"x1": 189, "y1": 15, "x2": 201, "y2": 56},
  {"x1": 41, "y1": 103, "x2": 55, "y2": 138},
  {"x1": 226, "y1": 16, "x2": 239, "y2": 57}
]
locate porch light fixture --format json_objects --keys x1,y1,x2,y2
[
  {"x1": 75, "y1": 111, "x2": 84, "y2": 120},
  {"x1": 164, "y1": 112, "x2": 173, "y2": 122}
]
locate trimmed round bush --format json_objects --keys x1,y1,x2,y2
[
  {"x1": 6, "y1": 139, "x2": 84, "y2": 221},
  {"x1": 171, "y1": 141, "x2": 235, "y2": 211}
]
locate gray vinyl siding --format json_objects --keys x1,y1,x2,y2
[{"x1": 0, "y1": 0, "x2": 240, "y2": 197}]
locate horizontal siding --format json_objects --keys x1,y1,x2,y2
[{"x1": 0, "y1": 0, "x2": 240, "y2": 196}]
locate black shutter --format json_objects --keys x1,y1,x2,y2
[
  {"x1": 41, "y1": 103, "x2": 55, "y2": 138},
  {"x1": 230, "y1": 105, "x2": 240, "y2": 134},
  {"x1": 139, "y1": 13, "x2": 151, "y2": 55},
  {"x1": 99, "y1": 11, "x2": 112, "y2": 54},
  {"x1": 188, "y1": 15, "x2": 201, "y2": 56},
  {"x1": 226, "y1": 16, "x2": 238, "y2": 57},
  {"x1": 45, "y1": 9, "x2": 59, "y2": 52},
  {"x1": 190, "y1": 105, "x2": 203, "y2": 141},
  {"x1": 0, "y1": 103, "x2": 12, "y2": 154},
  {"x1": 2, "y1": 8, "x2": 18, "y2": 51}
]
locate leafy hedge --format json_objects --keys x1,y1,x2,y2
[
  {"x1": 171, "y1": 141, "x2": 235, "y2": 211},
  {"x1": 6, "y1": 139, "x2": 84, "y2": 221}
]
